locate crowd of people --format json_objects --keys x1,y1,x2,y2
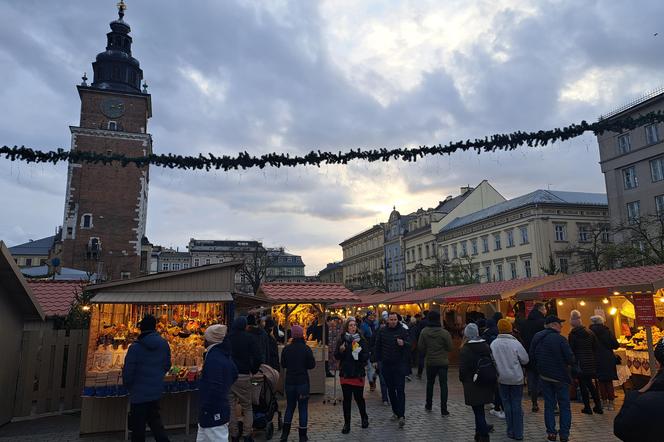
[{"x1": 119, "y1": 304, "x2": 664, "y2": 442}]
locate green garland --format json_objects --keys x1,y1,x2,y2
[{"x1": 2, "y1": 111, "x2": 663, "y2": 171}]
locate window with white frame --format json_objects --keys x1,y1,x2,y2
[
  {"x1": 485, "y1": 265, "x2": 492, "y2": 282},
  {"x1": 120, "y1": 271, "x2": 131, "y2": 280},
  {"x1": 461, "y1": 241, "x2": 468, "y2": 257},
  {"x1": 578, "y1": 224, "x2": 591, "y2": 242},
  {"x1": 656, "y1": 195, "x2": 664, "y2": 217},
  {"x1": 497, "y1": 264, "x2": 504, "y2": 281},
  {"x1": 494, "y1": 233, "x2": 502, "y2": 250},
  {"x1": 559, "y1": 257, "x2": 569, "y2": 274},
  {"x1": 443, "y1": 246, "x2": 449, "y2": 261},
  {"x1": 481, "y1": 236, "x2": 489, "y2": 253},
  {"x1": 108, "y1": 121, "x2": 118, "y2": 131},
  {"x1": 617, "y1": 133, "x2": 631, "y2": 154},
  {"x1": 81, "y1": 213, "x2": 92, "y2": 228},
  {"x1": 425, "y1": 244, "x2": 430, "y2": 259},
  {"x1": 172, "y1": 263, "x2": 181, "y2": 271},
  {"x1": 506, "y1": 230, "x2": 515, "y2": 247},
  {"x1": 651, "y1": 157, "x2": 664, "y2": 182},
  {"x1": 205, "y1": 258, "x2": 211, "y2": 265},
  {"x1": 601, "y1": 225, "x2": 611, "y2": 243},
  {"x1": 161, "y1": 262, "x2": 169, "y2": 271},
  {"x1": 25, "y1": 258, "x2": 33, "y2": 266},
  {"x1": 623, "y1": 166, "x2": 638, "y2": 189},
  {"x1": 519, "y1": 226, "x2": 529, "y2": 244},
  {"x1": 627, "y1": 201, "x2": 641, "y2": 224},
  {"x1": 183, "y1": 262, "x2": 190, "y2": 269},
  {"x1": 471, "y1": 239, "x2": 478, "y2": 255},
  {"x1": 509, "y1": 262, "x2": 517, "y2": 279},
  {"x1": 554, "y1": 224, "x2": 567, "y2": 241},
  {"x1": 524, "y1": 259, "x2": 532, "y2": 278},
  {"x1": 418, "y1": 246, "x2": 422, "y2": 261},
  {"x1": 646, "y1": 124, "x2": 660, "y2": 145},
  {"x1": 193, "y1": 258, "x2": 200, "y2": 267},
  {"x1": 452, "y1": 244, "x2": 458, "y2": 259}
]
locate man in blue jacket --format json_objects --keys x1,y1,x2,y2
[
  {"x1": 529, "y1": 315, "x2": 574, "y2": 442},
  {"x1": 123, "y1": 315, "x2": 172, "y2": 442},
  {"x1": 197, "y1": 324, "x2": 238, "y2": 442}
]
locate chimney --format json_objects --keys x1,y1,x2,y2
[{"x1": 460, "y1": 186, "x2": 473, "y2": 195}]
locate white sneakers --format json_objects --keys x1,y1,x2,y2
[{"x1": 489, "y1": 409, "x2": 506, "y2": 419}]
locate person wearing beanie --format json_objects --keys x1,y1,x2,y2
[
  {"x1": 122, "y1": 315, "x2": 171, "y2": 442},
  {"x1": 197, "y1": 324, "x2": 238, "y2": 442},
  {"x1": 417, "y1": 310, "x2": 453, "y2": 416},
  {"x1": 279, "y1": 324, "x2": 316, "y2": 442},
  {"x1": 491, "y1": 318, "x2": 529, "y2": 440},
  {"x1": 614, "y1": 338, "x2": 664, "y2": 441},
  {"x1": 459, "y1": 323, "x2": 495, "y2": 442},
  {"x1": 589, "y1": 315, "x2": 619, "y2": 410},
  {"x1": 228, "y1": 316, "x2": 263, "y2": 442},
  {"x1": 568, "y1": 310, "x2": 603, "y2": 416}
]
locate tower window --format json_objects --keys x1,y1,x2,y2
[
  {"x1": 81, "y1": 213, "x2": 93, "y2": 228},
  {"x1": 108, "y1": 121, "x2": 117, "y2": 131}
]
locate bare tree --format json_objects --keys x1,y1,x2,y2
[
  {"x1": 416, "y1": 254, "x2": 477, "y2": 288},
  {"x1": 563, "y1": 223, "x2": 619, "y2": 272},
  {"x1": 614, "y1": 214, "x2": 664, "y2": 266},
  {"x1": 230, "y1": 243, "x2": 276, "y2": 294}
]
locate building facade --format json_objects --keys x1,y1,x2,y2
[
  {"x1": 340, "y1": 225, "x2": 385, "y2": 290},
  {"x1": 59, "y1": 7, "x2": 151, "y2": 281},
  {"x1": 318, "y1": 261, "x2": 343, "y2": 283},
  {"x1": 265, "y1": 248, "x2": 306, "y2": 282},
  {"x1": 384, "y1": 208, "x2": 412, "y2": 292},
  {"x1": 597, "y1": 89, "x2": 664, "y2": 245},
  {"x1": 156, "y1": 248, "x2": 191, "y2": 272},
  {"x1": 8, "y1": 235, "x2": 56, "y2": 267},
  {"x1": 436, "y1": 190, "x2": 610, "y2": 283}
]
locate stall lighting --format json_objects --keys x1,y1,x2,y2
[
  {"x1": 609, "y1": 307, "x2": 618, "y2": 316},
  {"x1": 82, "y1": 305, "x2": 91, "y2": 312},
  {"x1": 613, "y1": 291, "x2": 620, "y2": 295},
  {"x1": 602, "y1": 298, "x2": 609, "y2": 304},
  {"x1": 579, "y1": 300, "x2": 586, "y2": 306},
  {"x1": 432, "y1": 302, "x2": 437, "y2": 305},
  {"x1": 557, "y1": 300, "x2": 564, "y2": 306},
  {"x1": 659, "y1": 297, "x2": 664, "y2": 304}
]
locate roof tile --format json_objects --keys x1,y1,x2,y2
[
  {"x1": 260, "y1": 282, "x2": 359, "y2": 304},
  {"x1": 27, "y1": 281, "x2": 86, "y2": 317}
]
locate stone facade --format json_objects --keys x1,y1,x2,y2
[
  {"x1": 340, "y1": 225, "x2": 385, "y2": 290},
  {"x1": 318, "y1": 261, "x2": 343, "y2": 283}
]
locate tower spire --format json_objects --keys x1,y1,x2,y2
[{"x1": 117, "y1": 0, "x2": 127, "y2": 20}]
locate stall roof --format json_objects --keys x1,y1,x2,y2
[
  {"x1": 258, "y1": 282, "x2": 360, "y2": 304},
  {"x1": 92, "y1": 291, "x2": 234, "y2": 304},
  {"x1": 0, "y1": 241, "x2": 44, "y2": 320},
  {"x1": 516, "y1": 265, "x2": 664, "y2": 300},
  {"x1": 440, "y1": 275, "x2": 559, "y2": 303},
  {"x1": 330, "y1": 290, "x2": 404, "y2": 308},
  {"x1": 389, "y1": 286, "x2": 466, "y2": 305},
  {"x1": 28, "y1": 280, "x2": 86, "y2": 316}
]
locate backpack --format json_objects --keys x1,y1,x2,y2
[{"x1": 473, "y1": 354, "x2": 497, "y2": 385}]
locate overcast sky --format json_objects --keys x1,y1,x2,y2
[{"x1": 2, "y1": 0, "x2": 664, "y2": 274}]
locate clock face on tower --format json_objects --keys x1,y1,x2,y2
[{"x1": 101, "y1": 98, "x2": 126, "y2": 118}]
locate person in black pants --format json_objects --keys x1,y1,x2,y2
[
  {"x1": 373, "y1": 312, "x2": 410, "y2": 429},
  {"x1": 335, "y1": 317, "x2": 370, "y2": 434},
  {"x1": 122, "y1": 315, "x2": 172, "y2": 442},
  {"x1": 568, "y1": 310, "x2": 603, "y2": 415}
]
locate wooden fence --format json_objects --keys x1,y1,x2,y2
[{"x1": 13, "y1": 329, "x2": 88, "y2": 418}]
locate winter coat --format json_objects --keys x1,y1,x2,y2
[
  {"x1": 334, "y1": 333, "x2": 369, "y2": 378},
  {"x1": 481, "y1": 319, "x2": 499, "y2": 345},
  {"x1": 229, "y1": 317, "x2": 262, "y2": 375},
  {"x1": 568, "y1": 326, "x2": 598, "y2": 376},
  {"x1": 589, "y1": 323, "x2": 619, "y2": 381},
  {"x1": 198, "y1": 340, "x2": 238, "y2": 428},
  {"x1": 373, "y1": 323, "x2": 411, "y2": 366},
  {"x1": 614, "y1": 370, "x2": 664, "y2": 442},
  {"x1": 490, "y1": 334, "x2": 529, "y2": 385},
  {"x1": 529, "y1": 328, "x2": 574, "y2": 384},
  {"x1": 265, "y1": 333, "x2": 281, "y2": 371},
  {"x1": 417, "y1": 324, "x2": 453, "y2": 367},
  {"x1": 122, "y1": 331, "x2": 171, "y2": 404},
  {"x1": 360, "y1": 319, "x2": 377, "y2": 339},
  {"x1": 281, "y1": 338, "x2": 316, "y2": 385},
  {"x1": 459, "y1": 341, "x2": 495, "y2": 406},
  {"x1": 248, "y1": 325, "x2": 270, "y2": 365},
  {"x1": 518, "y1": 309, "x2": 546, "y2": 355}
]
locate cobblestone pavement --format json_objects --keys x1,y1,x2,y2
[{"x1": 0, "y1": 368, "x2": 622, "y2": 442}]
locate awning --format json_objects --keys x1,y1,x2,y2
[
  {"x1": 330, "y1": 291, "x2": 405, "y2": 308},
  {"x1": 91, "y1": 291, "x2": 234, "y2": 304},
  {"x1": 258, "y1": 282, "x2": 360, "y2": 305},
  {"x1": 389, "y1": 286, "x2": 465, "y2": 305},
  {"x1": 440, "y1": 275, "x2": 559, "y2": 303},
  {"x1": 516, "y1": 264, "x2": 664, "y2": 300}
]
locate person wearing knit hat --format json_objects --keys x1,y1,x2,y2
[
  {"x1": 198, "y1": 323, "x2": 238, "y2": 442},
  {"x1": 588, "y1": 314, "x2": 619, "y2": 410},
  {"x1": 279, "y1": 324, "x2": 316, "y2": 441},
  {"x1": 568, "y1": 310, "x2": 603, "y2": 416},
  {"x1": 459, "y1": 322, "x2": 495, "y2": 441},
  {"x1": 491, "y1": 319, "x2": 529, "y2": 440}
]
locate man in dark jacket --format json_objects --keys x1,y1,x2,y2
[
  {"x1": 197, "y1": 324, "x2": 238, "y2": 441},
  {"x1": 123, "y1": 315, "x2": 172, "y2": 442},
  {"x1": 529, "y1": 316, "x2": 574, "y2": 442},
  {"x1": 229, "y1": 316, "x2": 263, "y2": 442},
  {"x1": 373, "y1": 312, "x2": 410, "y2": 428},
  {"x1": 418, "y1": 310, "x2": 452, "y2": 415},
  {"x1": 568, "y1": 310, "x2": 602, "y2": 414},
  {"x1": 614, "y1": 338, "x2": 664, "y2": 442},
  {"x1": 414, "y1": 311, "x2": 429, "y2": 379},
  {"x1": 518, "y1": 302, "x2": 547, "y2": 412},
  {"x1": 247, "y1": 314, "x2": 270, "y2": 365}
]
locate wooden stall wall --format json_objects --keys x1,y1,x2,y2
[{"x1": 12, "y1": 329, "x2": 88, "y2": 419}]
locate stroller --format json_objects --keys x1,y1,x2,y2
[{"x1": 251, "y1": 364, "x2": 282, "y2": 440}]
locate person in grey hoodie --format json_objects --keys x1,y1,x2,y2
[{"x1": 490, "y1": 319, "x2": 529, "y2": 441}]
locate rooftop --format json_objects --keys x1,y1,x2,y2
[
  {"x1": 599, "y1": 86, "x2": 664, "y2": 121},
  {"x1": 27, "y1": 280, "x2": 86, "y2": 317},
  {"x1": 8, "y1": 235, "x2": 56, "y2": 256},
  {"x1": 441, "y1": 190, "x2": 607, "y2": 233},
  {"x1": 258, "y1": 282, "x2": 360, "y2": 304}
]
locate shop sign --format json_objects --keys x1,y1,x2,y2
[{"x1": 633, "y1": 294, "x2": 657, "y2": 327}]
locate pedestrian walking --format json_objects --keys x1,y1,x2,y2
[
  {"x1": 483, "y1": 313, "x2": 504, "y2": 419},
  {"x1": 517, "y1": 302, "x2": 547, "y2": 412},
  {"x1": 459, "y1": 323, "x2": 496, "y2": 442},
  {"x1": 373, "y1": 312, "x2": 410, "y2": 428},
  {"x1": 568, "y1": 310, "x2": 603, "y2": 415},
  {"x1": 414, "y1": 311, "x2": 429, "y2": 379},
  {"x1": 417, "y1": 310, "x2": 452, "y2": 416},
  {"x1": 196, "y1": 325, "x2": 238, "y2": 442},
  {"x1": 529, "y1": 315, "x2": 574, "y2": 442},
  {"x1": 334, "y1": 317, "x2": 370, "y2": 434},
  {"x1": 360, "y1": 312, "x2": 378, "y2": 389},
  {"x1": 122, "y1": 314, "x2": 172, "y2": 442},
  {"x1": 490, "y1": 319, "x2": 529, "y2": 441},
  {"x1": 263, "y1": 317, "x2": 281, "y2": 371},
  {"x1": 614, "y1": 338, "x2": 664, "y2": 442},
  {"x1": 372, "y1": 316, "x2": 390, "y2": 406},
  {"x1": 280, "y1": 325, "x2": 316, "y2": 442},
  {"x1": 228, "y1": 316, "x2": 263, "y2": 442},
  {"x1": 589, "y1": 315, "x2": 620, "y2": 410}
]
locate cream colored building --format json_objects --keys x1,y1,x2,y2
[
  {"x1": 340, "y1": 224, "x2": 385, "y2": 290},
  {"x1": 405, "y1": 181, "x2": 506, "y2": 289},
  {"x1": 436, "y1": 190, "x2": 609, "y2": 282}
]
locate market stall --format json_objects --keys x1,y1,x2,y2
[
  {"x1": 516, "y1": 265, "x2": 664, "y2": 378},
  {"x1": 388, "y1": 286, "x2": 465, "y2": 319},
  {"x1": 329, "y1": 289, "x2": 404, "y2": 318},
  {"x1": 80, "y1": 262, "x2": 241, "y2": 436},
  {"x1": 258, "y1": 282, "x2": 360, "y2": 394}
]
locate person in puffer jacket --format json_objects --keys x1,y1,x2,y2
[
  {"x1": 123, "y1": 315, "x2": 172, "y2": 442},
  {"x1": 417, "y1": 310, "x2": 452, "y2": 415},
  {"x1": 490, "y1": 319, "x2": 529, "y2": 441},
  {"x1": 568, "y1": 310, "x2": 602, "y2": 415}
]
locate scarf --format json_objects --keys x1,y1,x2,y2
[{"x1": 345, "y1": 332, "x2": 362, "y2": 360}]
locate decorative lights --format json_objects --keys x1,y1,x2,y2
[
  {"x1": 609, "y1": 307, "x2": 618, "y2": 316},
  {"x1": 602, "y1": 298, "x2": 609, "y2": 304},
  {"x1": 579, "y1": 300, "x2": 586, "y2": 306},
  {"x1": 557, "y1": 300, "x2": 564, "y2": 306}
]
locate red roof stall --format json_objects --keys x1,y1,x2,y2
[{"x1": 27, "y1": 280, "x2": 86, "y2": 317}]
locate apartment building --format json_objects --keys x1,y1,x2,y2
[{"x1": 340, "y1": 224, "x2": 385, "y2": 290}]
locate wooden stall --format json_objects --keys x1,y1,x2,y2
[
  {"x1": 258, "y1": 282, "x2": 360, "y2": 394},
  {"x1": 80, "y1": 262, "x2": 241, "y2": 436},
  {"x1": 329, "y1": 289, "x2": 403, "y2": 318}
]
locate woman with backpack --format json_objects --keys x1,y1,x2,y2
[{"x1": 459, "y1": 323, "x2": 496, "y2": 442}]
